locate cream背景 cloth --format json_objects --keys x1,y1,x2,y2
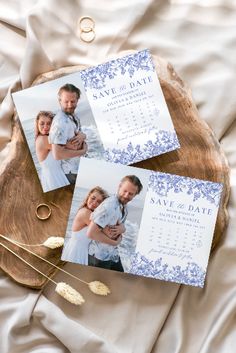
[{"x1": 1, "y1": 1, "x2": 236, "y2": 352}]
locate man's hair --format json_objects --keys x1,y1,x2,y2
[
  {"x1": 58, "y1": 83, "x2": 81, "y2": 99},
  {"x1": 120, "y1": 175, "x2": 143, "y2": 194}
]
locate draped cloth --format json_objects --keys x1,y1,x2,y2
[{"x1": 1, "y1": 1, "x2": 236, "y2": 352}]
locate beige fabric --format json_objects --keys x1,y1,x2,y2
[{"x1": 1, "y1": 1, "x2": 236, "y2": 352}]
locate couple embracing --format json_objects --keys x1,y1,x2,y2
[
  {"x1": 62, "y1": 175, "x2": 143, "y2": 272},
  {"x1": 35, "y1": 84, "x2": 87, "y2": 192}
]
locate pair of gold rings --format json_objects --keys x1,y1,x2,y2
[
  {"x1": 35, "y1": 203, "x2": 51, "y2": 221},
  {"x1": 79, "y1": 16, "x2": 95, "y2": 43}
]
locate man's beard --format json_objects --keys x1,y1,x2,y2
[
  {"x1": 65, "y1": 109, "x2": 75, "y2": 114},
  {"x1": 118, "y1": 196, "x2": 128, "y2": 205}
]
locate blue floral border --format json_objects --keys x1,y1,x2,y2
[
  {"x1": 129, "y1": 252, "x2": 206, "y2": 287},
  {"x1": 103, "y1": 130, "x2": 180, "y2": 165},
  {"x1": 80, "y1": 49, "x2": 155, "y2": 91},
  {"x1": 148, "y1": 171, "x2": 223, "y2": 207}
]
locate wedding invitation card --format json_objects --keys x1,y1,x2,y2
[
  {"x1": 62, "y1": 158, "x2": 223, "y2": 287},
  {"x1": 12, "y1": 49, "x2": 179, "y2": 193},
  {"x1": 80, "y1": 49, "x2": 180, "y2": 164}
]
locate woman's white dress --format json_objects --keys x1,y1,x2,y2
[
  {"x1": 40, "y1": 151, "x2": 69, "y2": 192},
  {"x1": 61, "y1": 227, "x2": 90, "y2": 265}
]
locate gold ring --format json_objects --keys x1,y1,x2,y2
[
  {"x1": 80, "y1": 28, "x2": 96, "y2": 43},
  {"x1": 81, "y1": 26, "x2": 94, "y2": 33},
  {"x1": 79, "y1": 16, "x2": 95, "y2": 30},
  {"x1": 78, "y1": 16, "x2": 96, "y2": 43},
  {"x1": 35, "y1": 203, "x2": 52, "y2": 220}
]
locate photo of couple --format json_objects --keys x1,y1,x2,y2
[
  {"x1": 13, "y1": 72, "x2": 105, "y2": 193},
  {"x1": 35, "y1": 84, "x2": 87, "y2": 191},
  {"x1": 62, "y1": 159, "x2": 149, "y2": 272}
]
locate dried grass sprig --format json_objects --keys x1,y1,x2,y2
[
  {"x1": 8, "y1": 236, "x2": 64, "y2": 249},
  {"x1": 0, "y1": 234, "x2": 111, "y2": 296},
  {"x1": 0, "y1": 241, "x2": 85, "y2": 305},
  {"x1": 42, "y1": 236, "x2": 64, "y2": 249},
  {"x1": 55, "y1": 282, "x2": 85, "y2": 305},
  {"x1": 88, "y1": 281, "x2": 111, "y2": 295}
]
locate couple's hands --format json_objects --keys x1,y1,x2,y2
[
  {"x1": 72, "y1": 132, "x2": 87, "y2": 149},
  {"x1": 66, "y1": 132, "x2": 88, "y2": 155},
  {"x1": 105, "y1": 234, "x2": 122, "y2": 246},
  {"x1": 79, "y1": 141, "x2": 88, "y2": 155},
  {"x1": 66, "y1": 132, "x2": 87, "y2": 151},
  {"x1": 112, "y1": 234, "x2": 122, "y2": 245},
  {"x1": 103, "y1": 223, "x2": 125, "y2": 244}
]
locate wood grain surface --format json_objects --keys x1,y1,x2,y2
[{"x1": 0, "y1": 55, "x2": 230, "y2": 288}]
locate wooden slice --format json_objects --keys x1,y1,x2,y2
[{"x1": 0, "y1": 54, "x2": 230, "y2": 288}]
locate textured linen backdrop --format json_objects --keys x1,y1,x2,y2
[{"x1": 0, "y1": 1, "x2": 236, "y2": 352}]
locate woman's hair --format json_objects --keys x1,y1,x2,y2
[
  {"x1": 35, "y1": 111, "x2": 54, "y2": 139},
  {"x1": 79, "y1": 186, "x2": 109, "y2": 210}
]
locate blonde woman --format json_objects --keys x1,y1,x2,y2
[{"x1": 35, "y1": 111, "x2": 70, "y2": 192}]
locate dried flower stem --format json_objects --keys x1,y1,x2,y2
[
  {"x1": 0, "y1": 241, "x2": 57, "y2": 285},
  {"x1": 0, "y1": 234, "x2": 87, "y2": 285},
  {"x1": 0, "y1": 240, "x2": 85, "y2": 305},
  {"x1": 13, "y1": 241, "x2": 43, "y2": 247},
  {"x1": 0, "y1": 234, "x2": 111, "y2": 296},
  {"x1": 2, "y1": 235, "x2": 63, "y2": 248}
]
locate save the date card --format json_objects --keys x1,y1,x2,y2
[
  {"x1": 80, "y1": 49, "x2": 180, "y2": 164},
  {"x1": 62, "y1": 158, "x2": 223, "y2": 287},
  {"x1": 12, "y1": 49, "x2": 179, "y2": 193}
]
